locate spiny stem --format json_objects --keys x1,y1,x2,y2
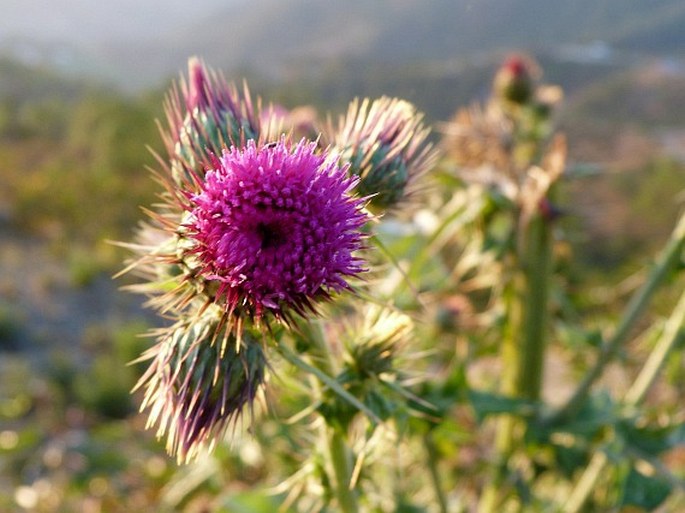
[
  {"x1": 545, "y1": 210, "x2": 685, "y2": 426},
  {"x1": 563, "y1": 287, "x2": 685, "y2": 513},
  {"x1": 283, "y1": 320, "x2": 360, "y2": 513},
  {"x1": 424, "y1": 433, "x2": 449, "y2": 513},
  {"x1": 517, "y1": 213, "x2": 552, "y2": 401}
]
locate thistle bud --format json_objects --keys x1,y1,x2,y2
[
  {"x1": 163, "y1": 57, "x2": 260, "y2": 184},
  {"x1": 345, "y1": 306, "x2": 413, "y2": 380},
  {"x1": 333, "y1": 97, "x2": 437, "y2": 213},
  {"x1": 493, "y1": 55, "x2": 535, "y2": 106},
  {"x1": 135, "y1": 308, "x2": 266, "y2": 463},
  {"x1": 324, "y1": 306, "x2": 415, "y2": 426}
]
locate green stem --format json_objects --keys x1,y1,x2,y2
[
  {"x1": 479, "y1": 211, "x2": 553, "y2": 513},
  {"x1": 564, "y1": 451, "x2": 609, "y2": 513},
  {"x1": 282, "y1": 320, "x2": 360, "y2": 513},
  {"x1": 478, "y1": 270, "x2": 525, "y2": 513},
  {"x1": 545, "y1": 211, "x2": 685, "y2": 426},
  {"x1": 478, "y1": 274, "x2": 523, "y2": 513},
  {"x1": 563, "y1": 286, "x2": 685, "y2": 513},
  {"x1": 517, "y1": 213, "x2": 552, "y2": 401},
  {"x1": 327, "y1": 426, "x2": 359, "y2": 513},
  {"x1": 624, "y1": 288, "x2": 685, "y2": 406},
  {"x1": 425, "y1": 433, "x2": 449, "y2": 513}
]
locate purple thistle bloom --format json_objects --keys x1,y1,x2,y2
[{"x1": 186, "y1": 138, "x2": 367, "y2": 320}]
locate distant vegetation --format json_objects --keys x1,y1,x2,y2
[
  {"x1": 0, "y1": 45, "x2": 684, "y2": 512},
  {"x1": 2, "y1": 51, "x2": 684, "y2": 274},
  {"x1": 0, "y1": 58, "x2": 164, "y2": 270}
]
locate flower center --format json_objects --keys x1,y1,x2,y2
[{"x1": 256, "y1": 222, "x2": 285, "y2": 250}]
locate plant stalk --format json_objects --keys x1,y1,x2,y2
[
  {"x1": 624, "y1": 287, "x2": 685, "y2": 406},
  {"x1": 327, "y1": 426, "x2": 359, "y2": 513},
  {"x1": 517, "y1": 213, "x2": 552, "y2": 401},
  {"x1": 291, "y1": 320, "x2": 360, "y2": 513},
  {"x1": 479, "y1": 210, "x2": 554, "y2": 512},
  {"x1": 478, "y1": 270, "x2": 523, "y2": 513},
  {"x1": 545, "y1": 211, "x2": 685, "y2": 426},
  {"x1": 425, "y1": 433, "x2": 449, "y2": 513},
  {"x1": 563, "y1": 286, "x2": 685, "y2": 513}
]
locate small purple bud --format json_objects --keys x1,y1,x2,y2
[
  {"x1": 493, "y1": 55, "x2": 536, "y2": 106},
  {"x1": 163, "y1": 58, "x2": 260, "y2": 185}
]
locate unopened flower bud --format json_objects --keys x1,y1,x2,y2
[
  {"x1": 334, "y1": 97, "x2": 437, "y2": 213},
  {"x1": 493, "y1": 55, "x2": 535, "y2": 106},
  {"x1": 164, "y1": 57, "x2": 260, "y2": 184},
  {"x1": 135, "y1": 311, "x2": 266, "y2": 463}
]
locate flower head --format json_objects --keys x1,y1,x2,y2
[
  {"x1": 163, "y1": 57, "x2": 260, "y2": 184},
  {"x1": 136, "y1": 308, "x2": 266, "y2": 463},
  {"x1": 333, "y1": 97, "x2": 437, "y2": 213},
  {"x1": 493, "y1": 55, "x2": 537, "y2": 106},
  {"x1": 186, "y1": 138, "x2": 367, "y2": 320}
]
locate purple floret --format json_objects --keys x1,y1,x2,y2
[{"x1": 188, "y1": 138, "x2": 367, "y2": 318}]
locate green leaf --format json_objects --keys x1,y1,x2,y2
[
  {"x1": 218, "y1": 490, "x2": 290, "y2": 513},
  {"x1": 552, "y1": 443, "x2": 589, "y2": 478},
  {"x1": 617, "y1": 420, "x2": 681, "y2": 456},
  {"x1": 620, "y1": 467, "x2": 672, "y2": 510},
  {"x1": 468, "y1": 390, "x2": 535, "y2": 424},
  {"x1": 561, "y1": 391, "x2": 617, "y2": 439},
  {"x1": 395, "y1": 500, "x2": 428, "y2": 513},
  {"x1": 365, "y1": 388, "x2": 395, "y2": 421},
  {"x1": 557, "y1": 324, "x2": 603, "y2": 349}
]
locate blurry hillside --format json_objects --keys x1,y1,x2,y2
[
  {"x1": 2, "y1": 0, "x2": 685, "y2": 90},
  {"x1": 1, "y1": 0, "x2": 685, "y2": 286}
]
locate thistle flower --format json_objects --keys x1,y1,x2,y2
[
  {"x1": 135, "y1": 306, "x2": 266, "y2": 463},
  {"x1": 493, "y1": 55, "x2": 537, "y2": 106},
  {"x1": 186, "y1": 138, "x2": 368, "y2": 321},
  {"x1": 333, "y1": 97, "x2": 437, "y2": 213},
  {"x1": 441, "y1": 56, "x2": 565, "y2": 212},
  {"x1": 162, "y1": 57, "x2": 260, "y2": 184},
  {"x1": 120, "y1": 58, "x2": 380, "y2": 463}
]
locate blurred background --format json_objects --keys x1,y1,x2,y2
[{"x1": 1, "y1": 1, "x2": 684, "y2": 511}]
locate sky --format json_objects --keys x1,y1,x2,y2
[
  {"x1": 1, "y1": 0, "x2": 245, "y2": 88},
  {"x1": 3, "y1": 0, "x2": 681, "y2": 93},
  {"x1": 1, "y1": 0, "x2": 234, "y2": 44}
]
